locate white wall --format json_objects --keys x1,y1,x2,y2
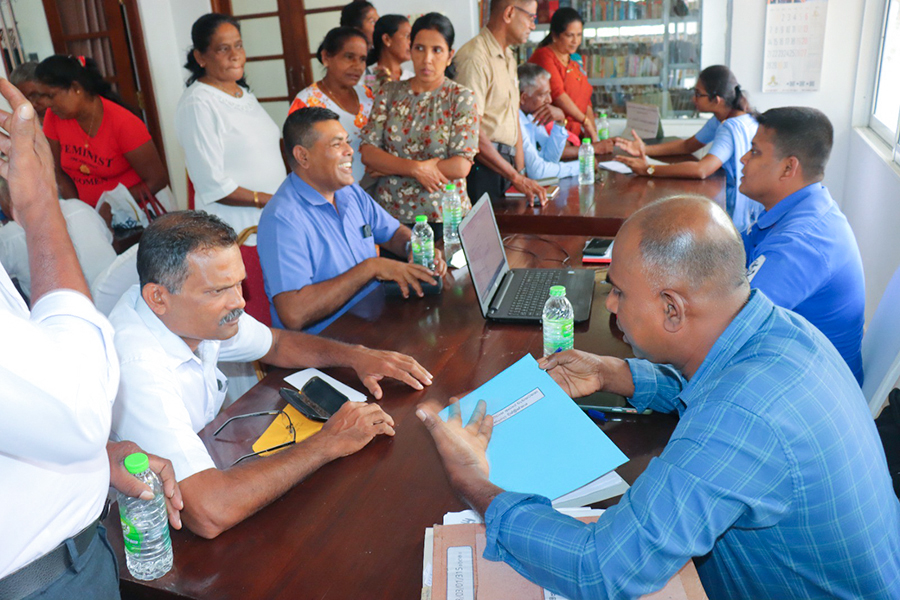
[
  {"x1": 371, "y1": 0, "x2": 479, "y2": 49},
  {"x1": 136, "y1": 0, "x2": 212, "y2": 209},
  {"x1": 12, "y1": 0, "x2": 54, "y2": 61},
  {"x1": 728, "y1": 0, "x2": 865, "y2": 206}
]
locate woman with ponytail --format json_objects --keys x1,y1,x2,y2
[
  {"x1": 615, "y1": 65, "x2": 762, "y2": 230},
  {"x1": 36, "y1": 55, "x2": 169, "y2": 216},
  {"x1": 175, "y1": 13, "x2": 287, "y2": 235},
  {"x1": 364, "y1": 14, "x2": 413, "y2": 93}
]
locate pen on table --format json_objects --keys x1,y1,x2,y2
[{"x1": 583, "y1": 408, "x2": 608, "y2": 424}]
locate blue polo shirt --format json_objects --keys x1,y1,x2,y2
[
  {"x1": 257, "y1": 173, "x2": 400, "y2": 333},
  {"x1": 706, "y1": 113, "x2": 763, "y2": 232},
  {"x1": 742, "y1": 182, "x2": 864, "y2": 384}
]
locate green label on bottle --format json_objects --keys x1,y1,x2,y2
[{"x1": 121, "y1": 516, "x2": 143, "y2": 555}]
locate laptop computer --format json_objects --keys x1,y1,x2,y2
[{"x1": 458, "y1": 194, "x2": 595, "y2": 323}]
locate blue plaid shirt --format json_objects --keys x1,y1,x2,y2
[{"x1": 483, "y1": 291, "x2": 900, "y2": 599}]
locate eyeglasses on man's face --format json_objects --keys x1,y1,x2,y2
[{"x1": 513, "y1": 5, "x2": 538, "y2": 24}]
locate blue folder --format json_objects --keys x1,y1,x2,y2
[{"x1": 440, "y1": 354, "x2": 629, "y2": 501}]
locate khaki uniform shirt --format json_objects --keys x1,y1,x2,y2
[{"x1": 453, "y1": 28, "x2": 520, "y2": 147}]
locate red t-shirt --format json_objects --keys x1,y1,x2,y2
[{"x1": 43, "y1": 97, "x2": 151, "y2": 207}]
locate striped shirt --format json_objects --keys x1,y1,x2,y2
[{"x1": 483, "y1": 290, "x2": 900, "y2": 599}]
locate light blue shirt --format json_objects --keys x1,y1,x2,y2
[
  {"x1": 706, "y1": 113, "x2": 763, "y2": 232},
  {"x1": 743, "y1": 182, "x2": 864, "y2": 384},
  {"x1": 518, "y1": 111, "x2": 579, "y2": 180},
  {"x1": 693, "y1": 115, "x2": 719, "y2": 145},
  {"x1": 257, "y1": 174, "x2": 400, "y2": 333},
  {"x1": 483, "y1": 290, "x2": 900, "y2": 599}
]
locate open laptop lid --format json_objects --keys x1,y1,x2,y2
[{"x1": 458, "y1": 194, "x2": 510, "y2": 318}]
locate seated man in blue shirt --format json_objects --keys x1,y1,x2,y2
[
  {"x1": 258, "y1": 107, "x2": 447, "y2": 334},
  {"x1": 517, "y1": 64, "x2": 612, "y2": 181},
  {"x1": 739, "y1": 107, "x2": 864, "y2": 384},
  {"x1": 417, "y1": 196, "x2": 900, "y2": 599}
]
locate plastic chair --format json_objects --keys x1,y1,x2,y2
[
  {"x1": 90, "y1": 244, "x2": 139, "y2": 316},
  {"x1": 236, "y1": 226, "x2": 269, "y2": 383},
  {"x1": 862, "y1": 265, "x2": 900, "y2": 416},
  {"x1": 187, "y1": 172, "x2": 195, "y2": 210}
]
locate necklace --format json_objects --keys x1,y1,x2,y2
[
  {"x1": 318, "y1": 79, "x2": 358, "y2": 115},
  {"x1": 79, "y1": 100, "x2": 99, "y2": 175},
  {"x1": 202, "y1": 77, "x2": 243, "y2": 98}
]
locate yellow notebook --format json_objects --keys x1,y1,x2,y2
[{"x1": 251, "y1": 404, "x2": 323, "y2": 456}]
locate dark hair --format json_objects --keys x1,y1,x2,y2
[
  {"x1": 10, "y1": 61, "x2": 38, "y2": 86},
  {"x1": 138, "y1": 211, "x2": 237, "y2": 293},
  {"x1": 340, "y1": 1, "x2": 375, "y2": 29},
  {"x1": 698, "y1": 65, "x2": 749, "y2": 112},
  {"x1": 539, "y1": 7, "x2": 583, "y2": 48},
  {"x1": 184, "y1": 13, "x2": 249, "y2": 89},
  {"x1": 756, "y1": 107, "x2": 833, "y2": 180},
  {"x1": 316, "y1": 26, "x2": 368, "y2": 64},
  {"x1": 283, "y1": 106, "x2": 341, "y2": 164},
  {"x1": 35, "y1": 55, "x2": 131, "y2": 111},
  {"x1": 410, "y1": 13, "x2": 457, "y2": 78},
  {"x1": 368, "y1": 14, "x2": 409, "y2": 66}
]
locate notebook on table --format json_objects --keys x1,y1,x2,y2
[{"x1": 458, "y1": 194, "x2": 595, "y2": 323}]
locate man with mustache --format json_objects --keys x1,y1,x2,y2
[{"x1": 110, "y1": 211, "x2": 434, "y2": 539}]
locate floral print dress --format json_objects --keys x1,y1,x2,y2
[{"x1": 359, "y1": 79, "x2": 479, "y2": 222}]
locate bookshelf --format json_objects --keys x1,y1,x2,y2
[{"x1": 518, "y1": 0, "x2": 703, "y2": 119}]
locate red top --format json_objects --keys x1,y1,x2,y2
[
  {"x1": 528, "y1": 45, "x2": 593, "y2": 139},
  {"x1": 43, "y1": 97, "x2": 151, "y2": 207}
]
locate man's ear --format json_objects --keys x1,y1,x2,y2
[
  {"x1": 291, "y1": 144, "x2": 309, "y2": 169},
  {"x1": 502, "y1": 4, "x2": 515, "y2": 24},
  {"x1": 142, "y1": 283, "x2": 169, "y2": 317},
  {"x1": 660, "y1": 290, "x2": 686, "y2": 333},
  {"x1": 780, "y1": 156, "x2": 802, "y2": 181}
]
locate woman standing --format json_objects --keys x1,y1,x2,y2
[
  {"x1": 37, "y1": 56, "x2": 169, "y2": 216},
  {"x1": 527, "y1": 8, "x2": 597, "y2": 141},
  {"x1": 175, "y1": 13, "x2": 287, "y2": 235},
  {"x1": 365, "y1": 15, "x2": 413, "y2": 92},
  {"x1": 340, "y1": 1, "x2": 379, "y2": 50},
  {"x1": 359, "y1": 13, "x2": 478, "y2": 224},
  {"x1": 289, "y1": 27, "x2": 373, "y2": 182},
  {"x1": 615, "y1": 65, "x2": 762, "y2": 230}
]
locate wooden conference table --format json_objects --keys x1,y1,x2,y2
[
  {"x1": 106, "y1": 235, "x2": 680, "y2": 600},
  {"x1": 494, "y1": 154, "x2": 726, "y2": 236}
]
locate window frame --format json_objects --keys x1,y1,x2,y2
[{"x1": 870, "y1": 0, "x2": 900, "y2": 157}]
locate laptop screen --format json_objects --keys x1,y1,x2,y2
[{"x1": 458, "y1": 195, "x2": 508, "y2": 310}]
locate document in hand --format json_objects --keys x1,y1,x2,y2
[{"x1": 439, "y1": 354, "x2": 628, "y2": 506}]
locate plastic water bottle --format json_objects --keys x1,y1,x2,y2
[
  {"x1": 598, "y1": 112, "x2": 610, "y2": 140},
  {"x1": 542, "y1": 285, "x2": 575, "y2": 357},
  {"x1": 442, "y1": 183, "x2": 462, "y2": 246},
  {"x1": 117, "y1": 453, "x2": 173, "y2": 581},
  {"x1": 411, "y1": 215, "x2": 435, "y2": 270},
  {"x1": 578, "y1": 139, "x2": 595, "y2": 185}
]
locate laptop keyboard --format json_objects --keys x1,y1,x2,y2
[{"x1": 507, "y1": 270, "x2": 563, "y2": 317}]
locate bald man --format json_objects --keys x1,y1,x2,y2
[{"x1": 417, "y1": 196, "x2": 900, "y2": 599}]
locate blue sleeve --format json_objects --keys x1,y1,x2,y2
[
  {"x1": 693, "y1": 116, "x2": 719, "y2": 145},
  {"x1": 540, "y1": 124, "x2": 568, "y2": 163},
  {"x1": 707, "y1": 121, "x2": 736, "y2": 165},
  {"x1": 520, "y1": 113, "x2": 574, "y2": 180},
  {"x1": 354, "y1": 185, "x2": 399, "y2": 244},
  {"x1": 626, "y1": 359, "x2": 687, "y2": 414},
  {"x1": 746, "y1": 232, "x2": 825, "y2": 311},
  {"x1": 482, "y1": 403, "x2": 792, "y2": 600},
  {"x1": 257, "y1": 207, "x2": 313, "y2": 298}
]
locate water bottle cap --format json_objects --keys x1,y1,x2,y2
[
  {"x1": 124, "y1": 452, "x2": 150, "y2": 475},
  {"x1": 549, "y1": 285, "x2": 567, "y2": 297},
  {"x1": 582, "y1": 138, "x2": 591, "y2": 144},
  {"x1": 600, "y1": 112, "x2": 607, "y2": 118},
  {"x1": 445, "y1": 183, "x2": 456, "y2": 191},
  {"x1": 415, "y1": 215, "x2": 428, "y2": 223}
]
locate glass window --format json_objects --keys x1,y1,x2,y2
[{"x1": 871, "y1": 0, "x2": 900, "y2": 145}]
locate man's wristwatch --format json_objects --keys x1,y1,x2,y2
[{"x1": 646, "y1": 165, "x2": 656, "y2": 176}]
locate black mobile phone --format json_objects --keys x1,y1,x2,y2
[
  {"x1": 583, "y1": 238, "x2": 614, "y2": 256},
  {"x1": 576, "y1": 391, "x2": 653, "y2": 415},
  {"x1": 279, "y1": 377, "x2": 349, "y2": 421}
]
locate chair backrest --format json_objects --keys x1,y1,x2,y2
[
  {"x1": 237, "y1": 226, "x2": 271, "y2": 327},
  {"x1": 187, "y1": 172, "x2": 195, "y2": 210},
  {"x1": 862, "y1": 265, "x2": 900, "y2": 416},
  {"x1": 90, "y1": 243, "x2": 139, "y2": 316}
]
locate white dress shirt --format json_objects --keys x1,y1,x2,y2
[
  {"x1": 0, "y1": 268, "x2": 119, "y2": 578},
  {"x1": 0, "y1": 199, "x2": 116, "y2": 302},
  {"x1": 109, "y1": 285, "x2": 273, "y2": 482}
]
